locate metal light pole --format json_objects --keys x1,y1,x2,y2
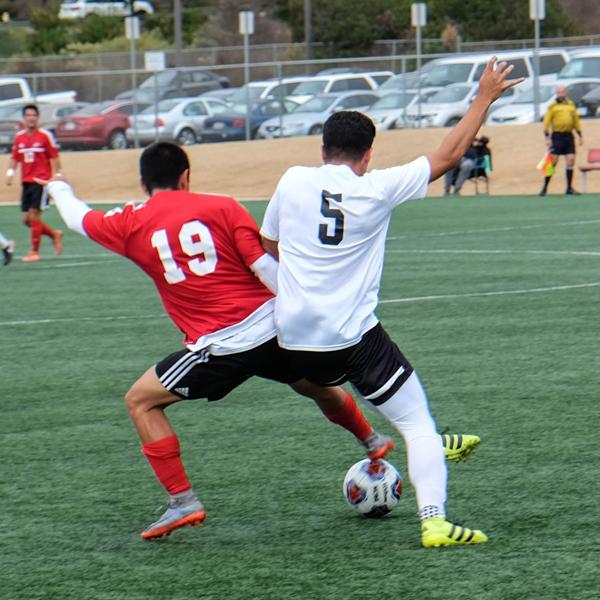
[
  {"x1": 125, "y1": 9, "x2": 140, "y2": 148},
  {"x1": 411, "y1": 3, "x2": 427, "y2": 128},
  {"x1": 174, "y1": 0, "x2": 183, "y2": 96},
  {"x1": 304, "y1": 0, "x2": 312, "y2": 69},
  {"x1": 530, "y1": 0, "x2": 546, "y2": 122},
  {"x1": 239, "y1": 11, "x2": 255, "y2": 142}
]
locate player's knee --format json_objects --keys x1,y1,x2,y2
[{"x1": 124, "y1": 384, "x2": 147, "y2": 417}]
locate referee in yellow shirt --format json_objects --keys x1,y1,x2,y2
[{"x1": 540, "y1": 84, "x2": 583, "y2": 195}]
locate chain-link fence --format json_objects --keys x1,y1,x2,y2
[
  {"x1": 3, "y1": 32, "x2": 600, "y2": 83},
  {"x1": 17, "y1": 54, "x2": 431, "y2": 104}
]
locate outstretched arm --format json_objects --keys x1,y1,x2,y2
[
  {"x1": 44, "y1": 179, "x2": 92, "y2": 236},
  {"x1": 427, "y1": 58, "x2": 524, "y2": 182}
]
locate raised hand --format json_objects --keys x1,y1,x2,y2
[{"x1": 478, "y1": 56, "x2": 525, "y2": 104}]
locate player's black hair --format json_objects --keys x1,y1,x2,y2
[
  {"x1": 322, "y1": 111, "x2": 375, "y2": 162},
  {"x1": 140, "y1": 142, "x2": 190, "y2": 193},
  {"x1": 22, "y1": 104, "x2": 39, "y2": 116}
]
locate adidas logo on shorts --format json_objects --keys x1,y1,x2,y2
[{"x1": 174, "y1": 387, "x2": 190, "y2": 397}]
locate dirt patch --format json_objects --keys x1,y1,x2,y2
[{"x1": 2, "y1": 121, "x2": 600, "y2": 204}]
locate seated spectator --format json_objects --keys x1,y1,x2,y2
[{"x1": 444, "y1": 136, "x2": 491, "y2": 195}]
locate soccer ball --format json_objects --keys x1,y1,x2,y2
[{"x1": 343, "y1": 458, "x2": 403, "y2": 518}]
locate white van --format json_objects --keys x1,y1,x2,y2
[
  {"x1": 558, "y1": 49, "x2": 600, "y2": 80},
  {"x1": 290, "y1": 71, "x2": 393, "y2": 104},
  {"x1": 227, "y1": 76, "x2": 316, "y2": 105},
  {"x1": 59, "y1": 1, "x2": 155, "y2": 19},
  {"x1": 418, "y1": 48, "x2": 569, "y2": 92}
]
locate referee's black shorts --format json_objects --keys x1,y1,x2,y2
[
  {"x1": 550, "y1": 131, "x2": 575, "y2": 155},
  {"x1": 283, "y1": 323, "x2": 414, "y2": 406}
]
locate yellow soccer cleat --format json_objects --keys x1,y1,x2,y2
[
  {"x1": 421, "y1": 516, "x2": 488, "y2": 548},
  {"x1": 442, "y1": 434, "x2": 480, "y2": 462}
]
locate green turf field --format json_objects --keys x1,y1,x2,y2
[{"x1": 2, "y1": 194, "x2": 599, "y2": 600}]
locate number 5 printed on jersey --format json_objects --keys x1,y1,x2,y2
[
  {"x1": 151, "y1": 220, "x2": 218, "y2": 284},
  {"x1": 318, "y1": 190, "x2": 344, "y2": 245}
]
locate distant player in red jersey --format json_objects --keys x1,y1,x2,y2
[
  {"x1": 41, "y1": 142, "x2": 394, "y2": 540},
  {"x1": 5, "y1": 104, "x2": 64, "y2": 262}
]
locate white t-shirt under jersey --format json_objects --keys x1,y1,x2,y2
[{"x1": 261, "y1": 156, "x2": 431, "y2": 351}]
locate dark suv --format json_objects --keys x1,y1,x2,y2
[{"x1": 116, "y1": 68, "x2": 230, "y2": 102}]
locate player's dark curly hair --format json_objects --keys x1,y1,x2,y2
[
  {"x1": 322, "y1": 111, "x2": 375, "y2": 162},
  {"x1": 140, "y1": 142, "x2": 190, "y2": 194}
]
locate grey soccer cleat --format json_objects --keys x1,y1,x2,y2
[
  {"x1": 362, "y1": 431, "x2": 395, "y2": 461},
  {"x1": 141, "y1": 496, "x2": 206, "y2": 540}
]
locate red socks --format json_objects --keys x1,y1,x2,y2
[
  {"x1": 29, "y1": 220, "x2": 43, "y2": 252},
  {"x1": 326, "y1": 392, "x2": 373, "y2": 442},
  {"x1": 142, "y1": 435, "x2": 192, "y2": 495},
  {"x1": 39, "y1": 221, "x2": 55, "y2": 238}
]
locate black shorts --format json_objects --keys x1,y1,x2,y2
[
  {"x1": 155, "y1": 337, "x2": 303, "y2": 401},
  {"x1": 283, "y1": 323, "x2": 414, "y2": 406},
  {"x1": 550, "y1": 132, "x2": 575, "y2": 155},
  {"x1": 21, "y1": 182, "x2": 48, "y2": 212}
]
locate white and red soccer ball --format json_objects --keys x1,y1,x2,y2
[{"x1": 343, "y1": 458, "x2": 403, "y2": 517}]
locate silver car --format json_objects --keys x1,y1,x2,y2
[
  {"x1": 364, "y1": 91, "x2": 419, "y2": 130},
  {"x1": 403, "y1": 83, "x2": 516, "y2": 128},
  {"x1": 126, "y1": 96, "x2": 229, "y2": 146},
  {"x1": 257, "y1": 91, "x2": 379, "y2": 139},
  {"x1": 487, "y1": 79, "x2": 600, "y2": 125}
]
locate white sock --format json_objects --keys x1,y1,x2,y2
[
  {"x1": 370, "y1": 372, "x2": 447, "y2": 516},
  {"x1": 0, "y1": 232, "x2": 8, "y2": 249}
]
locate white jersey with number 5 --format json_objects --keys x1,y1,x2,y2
[{"x1": 261, "y1": 156, "x2": 430, "y2": 351}]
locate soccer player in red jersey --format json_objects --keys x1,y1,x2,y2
[
  {"x1": 6, "y1": 104, "x2": 64, "y2": 262},
  {"x1": 41, "y1": 142, "x2": 394, "y2": 540}
]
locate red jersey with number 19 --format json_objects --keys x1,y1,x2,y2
[
  {"x1": 82, "y1": 190, "x2": 274, "y2": 349},
  {"x1": 11, "y1": 128, "x2": 59, "y2": 182}
]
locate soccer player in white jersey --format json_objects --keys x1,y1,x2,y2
[
  {"x1": 40, "y1": 142, "x2": 395, "y2": 540},
  {"x1": 0, "y1": 230, "x2": 15, "y2": 265},
  {"x1": 261, "y1": 58, "x2": 522, "y2": 548}
]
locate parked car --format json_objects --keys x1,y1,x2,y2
[
  {"x1": 377, "y1": 71, "x2": 426, "y2": 94},
  {"x1": 201, "y1": 98, "x2": 300, "y2": 142},
  {"x1": 199, "y1": 87, "x2": 240, "y2": 103},
  {"x1": 417, "y1": 48, "x2": 569, "y2": 95},
  {"x1": 0, "y1": 102, "x2": 88, "y2": 152},
  {"x1": 56, "y1": 100, "x2": 151, "y2": 149},
  {"x1": 289, "y1": 72, "x2": 392, "y2": 104},
  {"x1": 558, "y1": 50, "x2": 600, "y2": 80},
  {"x1": 579, "y1": 85, "x2": 600, "y2": 117},
  {"x1": 126, "y1": 97, "x2": 229, "y2": 146},
  {"x1": 403, "y1": 83, "x2": 515, "y2": 128},
  {"x1": 116, "y1": 68, "x2": 230, "y2": 103},
  {"x1": 59, "y1": 0, "x2": 154, "y2": 19},
  {"x1": 227, "y1": 77, "x2": 315, "y2": 105},
  {"x1": 257, "y1": 91, "x2": 379, "y2": 139},
  {"x1": 364, "y1": 91, "x2": 419, "y2": 130},
  {"x1": 0, "y1": 76, "x2": 76, "y2": 108},
  {"x1": 488, "y1": 79, "x2": 600, "y2": 125},
  {"x1": 315, "y1": 68, "x2": 393, "y2": 86}
]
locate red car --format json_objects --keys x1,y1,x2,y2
[{"x1": 55, "y1": 100, "x2": 151, "y2": 150}]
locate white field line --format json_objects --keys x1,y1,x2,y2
[
  {"x1": 0, "y1": 314, "x2": 167, "y2": 326},
  {"x1": 386, "y1": 219, "x2": 600, "y2": 240},
  {"x1": 387, "y1": 249, "x2": 600, "y2": 257},
  {"x1": 34, "y1": 261, "x2": 115, "y2": 269},
  {"x1": 379, "y1": 281, "x2": 600, "y2": 305},
  {"x1": 2, "y1": 281, "x2": 598, "y2": 327}
]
